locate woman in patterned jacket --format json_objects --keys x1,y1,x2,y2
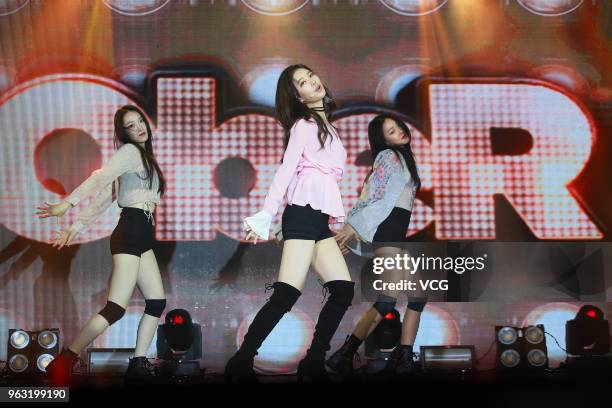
[{"x1": 327, "y1": 113, "x2": 423, "y2": 376}]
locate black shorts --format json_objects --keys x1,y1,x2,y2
[
  {"x1": 372, "y1": 207, "x2": 412, "y2": 247},
  {"x1": 110, "y1": 207, "x2": 155, "y2": 256},
  {"x1": 282, "y1": 204, "x2": 334, "y2": 242}
]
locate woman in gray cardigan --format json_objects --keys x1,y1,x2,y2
[{"x1": 327, "y1": 113, "x2": 423, "y2": 376}]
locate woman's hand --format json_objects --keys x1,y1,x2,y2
[
  {"x1": 36, "y1": 200, "x2": 72, "y2": 219},
  {"x1": 335, "y1": 223, "x2": 363, "y2": 255},
  {"x1": 243, "y1": 220, "x2": 263, "y2": 244},
  {"x1": 51, "y1": 228, "x2": 78, "y2": 250}
]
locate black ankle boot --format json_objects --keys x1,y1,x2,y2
[
  {"x1": 395, "y1": 348, "x2": 419, "y2": 376},
  {"x1": 224, "y1": 352, "x2": 257, "y2": 383},
  {"x1": 325, "y1": 335, "x2": 358, "y2": 375},
  {"x1": 46, "y1": 349, "x2": 78, "y2": 387},
  {"x1": 125, "y1": 356, "x2": 155, "y2": 385},
  {"x1": 384, "y1": 346, "x2": 418, "y2": 376},
  {"x1": 297, "y1": 352, "x2": 331, "y2": 383}
]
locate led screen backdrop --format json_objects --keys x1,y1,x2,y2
[{"x1": 0, "y1": 1, "x2": 611, "y2": 372}]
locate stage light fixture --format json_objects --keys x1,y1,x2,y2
[
  {"x1": 497, "y1": 326, "x2": 518, "y2": 345},
  {"x1": 6, "y1": 329, "x2": 60, "y2": 375},
  {"x1": 365, "y1": 309, "x2": 402, "y2": 360},
  {"x1": 10, "y1": 330, "x2": 29, "y2": 350},
  {"x1": 566, "y1": 305, "x2": 610, "y2": 356},
  {"x1": 38, "y1": 330, "x2": 58, "y2": 349},
  {"x1": 36, "y1": 353, "x2": 54, "y2": 372},
  {"x1": 240, "y1": 0, "x2": 309, "y2": 16},
  {"x1": 517, "y1": 0, "x2": 584, "y2": 17},
  {"x1": 499, "y1": 349, "x2": 521, "y2": 368},
  {"x1": 420, "y1": 345, "x2": 475, "y2": 373},
  {"x1": 525, "y1": 325, "x2": 544, "y2": 344},
  {"x1": 9, "y1": 354, "x2": 29, "y2": 373},
  {"x1": 523, "y1": 325, "x2": 548, "y2": 369},
  {"x1": 156, "y1": 309, "x2": 202, "y2": 377},
  {"x1": 495, "y1": 325, "x2": 548, "y2": 370},
  {"x1": 379, "y1": 0, "x2": 449, "y2": 16}
]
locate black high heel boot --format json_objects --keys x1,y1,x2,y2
[
  {"x1": 297, "y1": 352, "x2": 330, "y2": 383},
  {"x1": 225, "y1": 282, "x2": 301, "y2": 383},
  {"x1": 224, "y1": 352, "x2": 257, "y2": 383},
  {"x1": 325, "y1": 335, "x2": 359, "y2": 375},
  {"x1": 298, "y1": 280, "x2": 355, "y2": 383}
]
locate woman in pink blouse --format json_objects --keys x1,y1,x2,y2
[
  {"x1": 35, "y1": 105, "x2": 167, "y2": 385},
  {"x1": 225, "y1": 64, "x2": 355, "y2": 383}
]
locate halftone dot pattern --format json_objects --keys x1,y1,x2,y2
[
  {"x1": 9, "y1": 76, "x2": 598, "y2": 243},
  {"x1": 0, "y1": 74, "x2": 133, "y2": 243},
  {"x1": 154, "y1": 78, "x2": 433, "y2": 241},
  {"x1": 0, "y1": 74, "x2": 433, "y2": 243},
  {"x1": 154, "y1": 77, "x2": 287, "y2": 241},
  {"x1": 429, "y1": 83, "x2": 601, "y2": 240}
]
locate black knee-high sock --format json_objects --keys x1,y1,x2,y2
[
  {"x1": 308, "y1": 280, "x2": 355, "y2": 357},
  {"x1": 237, "y1": 282, "x2": 301, "y2": 357},
  {"x1": 345, "y1": 334, "x2": 363, "y2": 356}
]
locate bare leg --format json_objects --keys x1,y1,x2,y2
[
  {"x1": 232, "y1": 239, "x2": 315, "y2": 358},
  {"x1": 311, "y1": 237, "x2": 352, "y2": 283},
  {"x1": 134, "y1": 249, "x2": 165, "y2": 357},
  {"x1": 278, "y1": 239, "x2": 317, "y2": 290},
  {"x1": 68, "y1": 254, "x2": 140, "y2": 354},
  {"x1": 400, "y1": 308, "x2": 422, "y2": 346}
]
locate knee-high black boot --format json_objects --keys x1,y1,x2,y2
[
  {"x1": 298, "y1": 280, "x2": 354, "y2": 383},
  {"x1": 225, "y1": 282, "x2": 301, "y2": 383}
]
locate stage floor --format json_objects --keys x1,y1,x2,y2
[{"x1": 1, "y1": 368, "x2": 611, "y2": 405}]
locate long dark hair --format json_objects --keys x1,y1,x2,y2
[
  {"x1": 367, "y1": 114, "x2": 421, "y2": 193},
  {"x1": 113, "y1": 105, "x2": 166, "y2": 196},
  {"x1": 275, "y1": 64, "x2": 337, "y2": 151}
]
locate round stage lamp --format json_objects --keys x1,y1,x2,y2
[
  {"x1": 379, "y1": 0, "x2": 449, "y2": 16},
  {"x1": 103, "y1": 0, "x2": 170, "y2": 16},
  {"x1": 497, "y1": 327, "x2": 518, "y2": 345},
  {"x1": 527, "y1": 349, "x2": 547, "y2": 367},
  {"x1": 500, "y1": 349, "x2": 521, "y2": 368},
  {"x1": 36, "y1": 354, "x2": 54, "y2": 372},
  {"x1": 241, "y1": 0, "x2": 309, "y2": 16},
  {"x1": 9, "y1": 354, "x2": 29, "y2": 373},
  {"x1": 517, "y1": 0, "x2": 584, "y2": 16},
  {"x1": 525, "y1": 325, "x2": 544, "y2": 345},
  {"x1": 38, "y1": 330, "x2": 58, "y2": 349},
  {"x1": 10, "y1": 330, "x2": 29, "y2": 350}
]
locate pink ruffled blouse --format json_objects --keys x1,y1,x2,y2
[{"x1": 245, "y1": 118, "x2": 347, "y2": 239}]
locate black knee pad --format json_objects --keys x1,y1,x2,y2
[
  {"x1": 268, "y1": 282, "x2": 301, "y2": 312},
  {"x1": 99, "y1": 301, "x2": 126, "y2": 325},
  {"x1": 144, "y1": 299, "x2": 167, "y2": 318},
  {"x1": 324, "y1": 280, "x2": 355, "y2": 308},
  {"x1": 407, "y1": 301, "x2": 426, "y2": 312},
  {"x1": 373, "y1": 295, "x2": 397, "y2": 315}
]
